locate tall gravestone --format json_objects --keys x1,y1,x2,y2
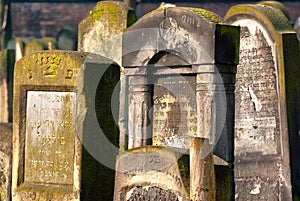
[
  {"x1": 77, "y1": 1, "x2": 136, "y2": 200},
  {"x1": 225, "y1": 3, "x2": 300, "y2": 200},
  {"x1": 78, "y1": 1, "x2": 137, "y2": 152},
  {"x1": 0, "y1": 49, "x2": 15, "y2": 122},
  {"x1": 11, "y1": 51, "x2": 116, "y2": 201},
  {"x1": 122, "y1": 6, "x2": 240, "y2": 200},
  {"x1": 0, "y1": 123, "x2": 12, "y2": 201}
]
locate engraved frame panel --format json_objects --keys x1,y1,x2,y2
[{"x1": 18, "y1": 85, "x2": 77, "y2": 189}]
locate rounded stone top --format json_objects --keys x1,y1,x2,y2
[
  {"x1": 224, "y1": 4, "x2": 293, "y2": 33},
  {"x1": 257, "y1": 1, "x2": 291, "y2": 21}
]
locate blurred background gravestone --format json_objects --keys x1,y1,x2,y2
[
  {"x1": 0, "y1": 49, "x2": 14, "y2": 123},
  {"x1": 225, "y1": 2, "x2": 300, "y2": 200},
  {"x1": 56, "y1": 27, "x2": 77, "y2": 51}
]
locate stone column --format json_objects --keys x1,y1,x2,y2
[{"x1": 128, "y1": 76, "x2": 152, "y2": 149}]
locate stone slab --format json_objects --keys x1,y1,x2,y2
[
  {"x1": 0, "y1": 50, "x2": 15, "y2": 123},
  {"x1": 114, "y1": 147, "x2": 189, "y2": 201},
  {"x1": 225, "y1": 3, "x2": 297, "y2": 200},
  {"x1": 0, "y1": 123, "x2": 12, "y2": 201},
  {"x1": 12, "y1": 51, "x2": 87, "y2": 201}
]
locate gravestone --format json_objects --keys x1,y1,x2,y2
[
  {"x1": 0, "y1": 123, "x2": 12, "y2": 201},
  {"x1": 78, "y1": 1, "x2": 137, "y2": 152},
  {"x1": 41, "y1": 37, "x2": 58, "y2": 50},
  {"x1": 75, "y1": 54, "x2": 121, "y2": 201},
  {"x1": 114, "y1": 147, "x2": 189, "y2": 201},
  {"x1": 122, "y1": 6, "x2": 240, "y2": 200},
  {"x1": 56, "y1": 28, "x2": 77, "y2": 51},
  {"x1": 7, "y1": 38, "x2": 26, "y2": 61},
  {"x1": 78, "y1": 1, "x2": 136, "y2": 61},
  {"x1": 0, "y1": 49, "x2": 15, "y2": 122},
  {"x1": 12, "y1": 50, "x2": 103, "y2": 201},
  {"x1": 225, "y1": 3, "x2": 300, "y2": 200},
  {"x1": 24, "y1": 39, "x2": 47, "y2": 56}
]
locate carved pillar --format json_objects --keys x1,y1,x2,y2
[{"x1": 127, "y1": 76, "x2": 152, "y2": 149}]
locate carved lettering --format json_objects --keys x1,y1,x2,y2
[
  {"x1": 234, "y1": 23, "x2": 279, "y2": 155},
  {"x1": 24, "y1": 91, "x2": 76, "y2": 184}
]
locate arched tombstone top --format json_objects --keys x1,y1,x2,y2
[
  {"x1": 257, "y1": 1, "x2": 291, "y2": 21},
  {"x1": 123, "y1": 6, "x2": 239, "y2": 67},
  {"x1": 225, "y1": 4, "x2": 293, "y2": 42}
]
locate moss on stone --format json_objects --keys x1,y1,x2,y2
[
  {"x1": 257, "y1": 1, "x2": 291, "y2": 21},
  {"x1": 225, "y1": 4, "x2": 293, "y2": 32},
  {"x1": 183, "y1": 7, "x2": 222, "y2": 23}
]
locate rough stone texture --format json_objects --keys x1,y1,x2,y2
[
  {"x1": 0, "y1": 123, "x2": 12, "y2": 201},
  {"x1": 78, "y1": 1, "x2": 137, "y2": 153},
  {"x1": 225, "y1": 3, "x2": 298, "y2": 200},
  {"x1": 113, "y1": 147, "x2": 189, "y2": 201},
  {"x1": 122, "y1": 6, "x2": 240, "y2": 200},
  {"x1": 122, "y1": 5, "x2": 239, "y2": 163},
  {"x1": 0, "y1": 50, "x2": 15, "y2": 123},
  {"x1": 12, "y1": 51, "x2": 89, "y2": 201},
  {"x1": 78, "y1": 1, "x2": 136, "y2": 63}
]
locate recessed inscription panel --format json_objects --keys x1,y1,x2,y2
[
  {"x1": 24, "y1": 91, "x2": 76, "y2": 184},
  {"x1": 153, "y1": 76, "x2": 197, "y2": 149},
  {"x1": 233, "y1": 19, "x2": 280, "y2": 156}
]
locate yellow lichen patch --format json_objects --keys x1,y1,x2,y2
[{"x1": 183, "y1": 7, "x2": 222, "y2": 23}]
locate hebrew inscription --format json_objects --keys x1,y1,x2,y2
[
  {"x1": 153, "y1": 76, "x2": 197, "y2": 149},
  {"x1": 233, "y1": 19, "x2": 280, "y2": 155},
  {"x1": 24, "y1": 91, "x2": 76, "y2": 184}
]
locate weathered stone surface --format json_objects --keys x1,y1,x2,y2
[
  {"x1": 12, "y1": 51, "x2": 88, "y2": 201},
  {"x1": 114, "y1": 147, "x2": 189, "y2": 201},
  {"x1": 122, "y1": 6, "x2": 240, "y2": 201},
  {"x1": 0, "y1": 123, "x2": 12, "y2": 201},
  {"x1": 78, "y1": 1, "x2": 136, "y2": 63},
  {"x1": 122, "y1": 5, "x2": 239, "y2": 163},
  {"x1": 0, "y1": 50, "x2": 15, "y2": 123},
  {"x1": 78, "y1": 1, "x2": 137, "y2": 153},
  {"x1": 225, "y1": 3, "x2": 299, "y2": 200}
]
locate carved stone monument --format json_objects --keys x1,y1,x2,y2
[
  {"x1": 12, "y1": 51, "x2": 86, "y2": 201},
  {"x1": 121, "y1": 6, "x2": 240, "y2": 200},
  {"x1": 0, "y1": 123, "x2": 12, "y2": 201},
  {"x1": 225, "y1": 3, "x2": 300, "y2": 200},
  {"x1": 114, "y1": 147, "x2": 189, "y2": 201},
  {"x1": 0, "y1": 49, "x2": 15, "y2": 122}
]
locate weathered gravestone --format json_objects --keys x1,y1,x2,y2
[
  {"x1": 78, "y1": 1, "x2": 136, "y2": 59},
  {"x1": 0, "y1": 49, "x2": 15, "y2": 123},
  {"x1": 12, "y1": 51, "x2": 84, "y2": 201},
  {"x1": 78, "y1": 1, "x2": 137, "y2": 153},
  {"x1": 114, "y1": 147, "x2": 188, "y2": 201},
  {"x1": 225, "y1": 3, "x2": 300, "y2": 200},
  {"x1": 0, "y1": 123, "x2": 12, "y2": 201},
  {"x1": 75, "y1": 53, "x2": 121, "y2": 201},
  {"x1": 12, "y1": 51, "x2": 120, "y2": 200},
  {"x1": 56, "y1": 28, "x2": 77, "y2": 51},
  {"x1": 122, "y1": 6, "x2": 240, "y2": 201},
  {"x1": 7, "y1": 38, "x2": 26, "y2": 61}
]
